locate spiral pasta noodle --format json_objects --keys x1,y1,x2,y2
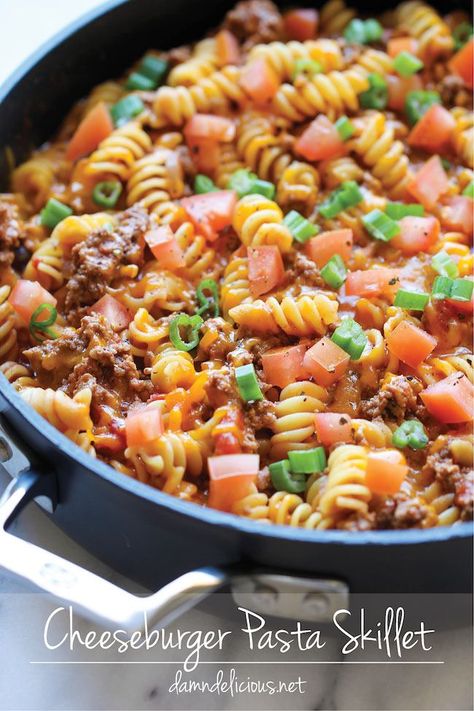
[
  {"x1": 232, "y1": 193, "x2": 293, "y2": 252},
  {"x1": 126, "y1": 149, "x2": 185, "y2": 226},
  {"x1": 271, "y1": 381, "x2": 329, "y2": 459},
  {"x1": 0, "y1": 286, "x2": 17, "y2": 360},
  {"x1": 20, "y1": 387, "x2": 93, "y2": 433},
  {"x1": 395, "y1": 1, "x2": 453, "y2": 60},
  {"x1": 83, "y1": 122, "x2": 152, "y2": 182},
  {"x1": 319, "y1": 445, "x2": 371, "y2": 519}
]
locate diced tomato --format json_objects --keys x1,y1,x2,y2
[
  {"x1": 386, "y1": 321, "x2": 437, "y2": 368},
  {"x1": 240, "y1": 59, "x2": 279, "y2": 104},
  {"x1": 66, "y1": 102, "x2": 113, "y2": 162},
  {"x1": 145, "y1": 225, "x2": 185, "y2": 269},
  {"x1": 284, "y1": 8, "x2": 318, "y2": 41},
  {"x1": 366, "y1": 450, "x2": 408, "y2": 494},
  {"x1": 303, "y1": 337, "x2": 350, "y2": 387},
  {"x1": 391, "y1": 216, "x2": 440, "y2": 255},
  {"x1": 406, "y1": 156, "x2": 449, "y2": 210},
  {"x1": 90, "y1": 294, "x2": 131, "y2": 331},
  {"x1": 446, "y1": 276, "x2": 474, "y2": 315},
  {"x1": 248, "y1": 245, "x2": 284, "y2": 297},
  {"x1": 214, "y1": 432, "x2": 241, "y2": 455},
  {"x1": 387, "y1": 37, "x2": 419, "y2": 57},
  {"x1": 305, "y1": 229, "x2": 353, "y2": 268},
  {"x1": 441, "y1": 196, "x2": 473, "y2": 237},
  {"x1": 181, "y1": 190, "x2": 237, "y2": 242},
  {"x1": 295, "y1": 115, "x2": 346, "y2": 162},
  {"x1": 216, "y1": 30, "x2": 241, "y2": 65},
  {"x1": 449, "y1": 38, "x2": 473, "y2": 89},
  {"x1": 8, "y1": 279, "x2": 57, "y2": 326},
  {"x1": 408, "y1": 105, "x2": 455, "y2": 153},
  {"x1": 125, "y1": 404, "x2": 163, "y2": 448},
  {"x1": 420, "y1": 373, "x2": 474, "y2": 423},
  {"x1": 344, "y1": 268, "x2": 400, "y2": 298},
  {"x1": 208, "y1": 454, "x2": 259, "y2": 511},
  {"x1": 184, "y1": 114, "x2": 236, "y2": 143},
  {"x1": 213, "y1": 408, "x2": 244, "y2": 456},
  {"x1": 387, "y1": 74, "x2": 422, "y2": 111},
  {"x1": 314, "y1": 412, "x2": 352, "y2": 446},
  {"x1": 187, "y1": 138, "x2": 221, "y2": 173},
  {"x1": 262, "y1": 344, "x2": 307, "y2": 388}
]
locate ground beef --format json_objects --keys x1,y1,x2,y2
[
  {"x1": 360, "y1": 374, "x2": 425, "y2": 423},
  {"x1": 438, "y1": 74, "x2": 471, "y2": 108},
  {"x1": 375, "y1": 493, "x2": 435, "y2": 529},
  {"x1": 284, "y1": 251, "x2": 325, "y2": 290},
  {"x1": 256, "y1": 466, "x2": 271, "y2": 491},
  {"x1": 0, "y1": 199, "x2": 22, "y2": 267},
  {"x1": 25, "y1": 313, "x2": 151, "y2": 417},
  {"x1": 338, "y1": 512, "x2": 376, "y2": 531},
  {"x1": 64, "y1": 205, "x2": 148, "y2": 323},
  {"x1": 222, "y1": 0, "x2": 283, "y2": 50},
  {"x1": 205, "y1": 366, "x2": 238, "y2": 408},
  {"x1": 197, "y1": 318, "x2": 235, "y2": 362},
  {"x1": 245, "y1": 398, "x2": 276, "y2": 432},
  {"x1": 422, "y1": 447, "x2": 474, "y2": 521}
]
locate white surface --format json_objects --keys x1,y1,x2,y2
[{"x1": 0, "y1": 2, "x2": 472, "y2": 710}]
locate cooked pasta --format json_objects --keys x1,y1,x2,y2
[{"x1": 1, "y1": 0, "x2": 472, "y2": 530}]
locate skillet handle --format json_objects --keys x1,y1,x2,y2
[{"x1": 0, "y1": 470, "x2": 227, "y2": 630}]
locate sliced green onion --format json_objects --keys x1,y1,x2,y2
[
  {"x1": 453, "y1": 22, "x2": 473, "y2": 50},
  {"x1": 29, "y1": 303, "x2": 58, "y2": 342},
  {"x1": 331, "y1": 318, "x2": 367, "y2": 360},
  {"x1": 288, "y1": 447, "x2": 326, "y2": 474},
  {"x1": 359, "y1": 73, "x2": 388, "y2": 110},
  {"x1": 169, "y1": 313, "x2": 203, "y2": 352},
  {"x1": 335, "y1": 115, "x2": 355, "y2": 141},
  {"x1": 92, "y1": 181, "x2": 122, "y2": 208},
  {"x1": 441, "y1": 157, "x2": 451, "y2": 171},
  {"x1": 450, "y1": 278, "x2": 474, "y2": 302},
  {"x1": 394, "y1": 288, "x2": 429, "y2": 311},
  {"x1": 227, "y1": 169, "x2": 275, "y2": 199},
  {"x1": 431, "y1": 275, "x2": 453, "y2": 300},
  {"x1": 283, "y1": 210, "x2": 318, "y2": 243},
  {"x1": 385, "y1": 202, "x2": 424, "y2": 219},
  {"x1": 392, "y1": 419, "x2": 429, "y2": 450},
  {"x1": 139, "y1": 55, "x2": 168, "y2": 85},
  {"x1": 344, "y1": 18, "x2": 383, "y2": 44},
  {"x1": 431, "y1": 251, "x2": 459, "y2": 279},
  {"x1": 321, "y1": 254, "x2": 347, "y2": 289},
  {"x1": 269, "y1": 459, "x2": 306, "y2": 494},
  {"x1": 194, "y1": 174, "x2": 218, "y2": 194},
  {"x1": 126, "y1": 72, "x2": 156, "y2": 91},
  {"x1": 235, "y1": 364, "x2": 263, "y2": 402},
  {"x1": 405, "y1": 90, "x2": 441, "y2": 126},
  {"x1": 252, "y1": 178, "x2": 276, "y2": 199},
  {"x1": 292, "y1": 58, "x2": 324, "y2": 80},
  {"x1": 393, "y1": 51, "x2": 424, "y2": 77},
  {"x1": 110, "y1": 95, "x2": 145, "y2": 126},
  {"x1": 318, "y1": 181, "x2": 363, "y2": 218},
  {"x1": 196, "y1": 278, "x2": 219, "y2": 318},
  {"x1": 462, "y1": 180, "x2": 474, "y2": 198},
  {"x1": 362, "y1": 209, "x2": 400, "y2": 242},
  {"x1": 40, "y1": 198, "x2": 73, "y2": 229}
]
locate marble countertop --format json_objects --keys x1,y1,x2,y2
[{"x1": 0, "y1": 2, "x2": 472, "y2": 709}]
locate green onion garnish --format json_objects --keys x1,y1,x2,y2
[
  {"x1": 92, "y1": 181, "x2": 122, "y2": 208},
  {"x1": 318, "y1": 181, "x2": 363, "y2": 218},
  {"x1": 169, "y1": 313, "x2": 203, "y2": 351},
  {"x1": 431, "y1": 275, "x2": 453, "y2": 300},
  {"x1": 194, "y1": 174, "x2": 218, "y2": 194},
  {"x1": 227, "y1": 169, "x2": 275, "y2": 199},
  {"x1": 344, "y1": 18, "x2": 383, "y2": 44},
  {"x1": 331, "y1": 318, "x2": 367, "y2": 360},
  {"x1": 196, "y1": 278, "x2": 219, "y2": 318},
  {"x1": 359, "y1": 73, "x2": 388, "y2": 110},
  {"x1": 405, "y1": 90, "x2": 441, "y2": 126},
  {"x1": 126, "y1": 72, "x2": 156, "y2": 91},
  {"x1": 282, "y1": 210, "x2": 318, "y2": 243},
  {"x1": 288, "y1": 447, "x2": 326, "y2": 474},
  {"x1": 139, "y1": 55, "x2": 168, "y2": 85},
  {"x1": 321, "y1": 254, "x2": 347, "y2": 289},
  {"x1": 29, "y1": 303, "x2": 58, "y2": 342},
  {"x1": 431, "y1": 276, "x2": 474, "y2": 302},
  {"x1": 40, "y1": 198, "x2": 73, "y2": 229},
  {"x1": 292, "y1": 58, "x2": 324, "y2": 80},
  {"x1": 392, "y1": 419, "x2": 429, "y2": 450},
  {"x1": 235, "y1": 364, "x2": 263, "y2": 402},
  {"x1": 462, "y1": 181, "x2": 474, "y2": 198},
  {"x1": 452, "y1": 22, "x2": 473, "y2": 50},
  {"x1": 362, "y1": 209, "x2": 400, "y2": 242},
  {"x1": 269, "y1": 459, "x2": 306, "y2": 493},
  {"x1": 385, "y1": 202, "x2": 424, "y2": 219},
  {"x1": 110, "y1": 95, "x2": 145, "y2": 126},
  {"x1": 394, "y1": 288, "x2": 430, "y2": 311},
  {"x1": 393, "y1": 51, "x2": 424, "y2": 77},
  {"x1": 335, "y1": 115, "x2": 355, "y2": 141},
  {"x1": 431, "y1": 251, "x2": 459, "y2": 279}
]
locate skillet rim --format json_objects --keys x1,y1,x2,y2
[{"x1": 0, "y1": 0, "x2": 472, "y2": 548}]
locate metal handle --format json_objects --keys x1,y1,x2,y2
[{"x1": 0, "y1": 470, "x2": 227, "y2": 630}]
